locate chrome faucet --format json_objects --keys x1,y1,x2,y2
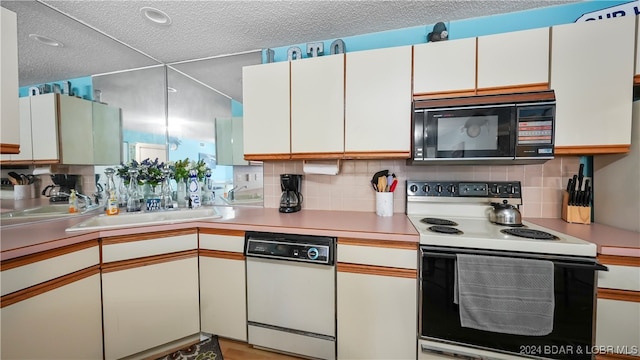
[
  {"x1": 228, "y1": 185, "x2": 247, "y2": 201},
  {"x1": 58, "y1": 191, "x2": 94, "y2": 208}
]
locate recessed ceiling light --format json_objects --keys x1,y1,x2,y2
[
  {"x1": 140, "y1": 7, "x2": 172, "y2": 26},
  {"x1": 28, "y1": 34, "x2": 63, "y2": 47},
  {"x1": 167, "y1": 87, "x2": 177, "y2": 93}
]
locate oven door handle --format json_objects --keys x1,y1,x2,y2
[
  {"x1": 421, "y1": 251, "x2": 609, "y2": 271},
  {"x1": 420, "y1": 343, "x2": 494, "y2": 360}
]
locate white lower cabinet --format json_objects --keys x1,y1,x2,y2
[
  {"x1": 596, "y1": 256, "x2": 640, "y2": 357},
  {"x1": 0, "y1": 242, "x2": 102, "y2": 360},
  {"x1": 101, "y1": 230, "x2": 200, "y2": 360},
  {"x1": 336, "y1": 240, "x2": 417, "y2": 360},
  {"x1": 199, "y1": 229, "x2": 247, "y2": 341}
]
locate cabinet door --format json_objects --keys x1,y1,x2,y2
[
  {"x1": 243, "y1": 62, "x2": 291, "y2": 159},
  {"x1": 636, "y1": 19, "x2": 640, "y2": 79},
  {"x1": 414, "y1": 38, "x2": 476, "y2": 95},
  {"x1": 337, "y1": 271, "x2": 416, "y2": 359},
  {"x1": 93, "y1": 102, "x2": 122, "y2": 165},
  {"x1": 291, "y1": 54, "x2": 344, "y2": 157},
  {"x1": 551, "y1": 16, "x2": 635, "y2": 152},
  {"x1": 200, "y1": 230, "x2": 247, "y2": 341},
  {"x1": 102, "y1": 257, "x2": 200, "y2": 359},
  {"x1": 1, "y1": 273, "x2": 103, "y2": 359},
  {"x1": 596, "y1": 299, "x2": 640, "y2": 355},
  {"x1": 58, "y1": 95, "x2": 94, "y2": 164},
  {"x1": 1, "y1": 7, "x2": 19, "y2": 152},
  {"x1": 30, "y1": 93, "x2": 59, "y2": 161},
  {"x1": 345, "y1": 46, "x2": 412, "y2": 157},
  {"x1": 477, "y1": 27, "x2": 549, "y2": 91},
  {"x1": 9, "y1": 98, "x2": 33, "y2": 161}
]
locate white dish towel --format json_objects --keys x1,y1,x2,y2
[{"x1": 455, "y1": 254, "x2": 555, "y2": 336}]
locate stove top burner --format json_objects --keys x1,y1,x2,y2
[
  {"x1": 428, "y1": 226, "x2": 463, "y2": 235},
  {"x1": 501, "y1": 228, "x2": 559, "y2": 240},
  {"x1": 420, "y1": 217, "x2": 458, "y2": 226}
]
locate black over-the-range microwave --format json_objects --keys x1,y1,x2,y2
[{"x1": 411, "y1": 90, "x2": 556, "y2": 165}]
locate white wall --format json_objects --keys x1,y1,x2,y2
[{"x1": 593, "y1": 101, "x2": 640, "y2": 232}]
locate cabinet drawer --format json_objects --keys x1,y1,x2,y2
[
  {"x1": 102, "y1": 230, "x2": 197, "y2": 263},
  {"x1": 199, "y1": 229, "x2": 244, "y2": 252},
  {"x1": 338, "y1": 243, "x2": 417, "y2": 269},
  {"x1": 599, "y1": 264, "x2": 640, "y2": 292},
  {"x1": 1, "y1": 242, "x2": 99, "y2": 296}
]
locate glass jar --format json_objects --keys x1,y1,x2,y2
[
  {"x1": 161, "y1": 168, "x2": 173, "y2": 210},
  {"x1": 126, "y1": 168, "x2": 141, "y2": 212},
  {"x1": 176, "y1": 178, "x2": 187, "y2": 208}
]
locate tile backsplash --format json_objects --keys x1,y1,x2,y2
[{"x1": 263, "y1": 156, "x2": 580, "y2": 218}]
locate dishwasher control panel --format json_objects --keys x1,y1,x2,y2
[{"x1": 245, "y1": 232, "x2": 335, "y2": 265}]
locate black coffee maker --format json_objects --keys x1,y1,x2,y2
[
  {"x1": 42, "y1": 174, "x2": 82, "y2": 202},
  {"x1": 279, "y1": 174, "x2": 303, "y2": 213}
]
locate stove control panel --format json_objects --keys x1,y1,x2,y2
[{"x1": 407, "y1": 181, "x2": 521, "y2": 199}]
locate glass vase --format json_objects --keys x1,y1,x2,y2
[
  {"x1": 144, "y1": 183, "x2": 161, "y2": 211},
  {"x1": 176, "y1": 179, "x2": 187, "y2": 208},
  {"x1": 126, "y1": 169, "x2": 141, "y2": 212}
]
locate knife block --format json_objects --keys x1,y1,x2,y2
[{"x1": 561, "y1": 191, "x2": 591, "y2": 224}]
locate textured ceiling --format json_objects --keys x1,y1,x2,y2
[{"x1": 2, "y1": 0, "x2": 580, "y2": 91}]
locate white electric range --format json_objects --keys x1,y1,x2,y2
[{"x1": 406, "y1": 180, "x2": 596, "y2": 257}]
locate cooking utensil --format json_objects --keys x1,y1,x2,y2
[
  {"x1": 370, "y1": 170, "x2": 389, "y2": 192},
  {"x1": 489, "y1": 200, "x2": 522, "y2": 226},
  {"x1": 8, "y1": 171, "x2": 23, "y2": 185}
]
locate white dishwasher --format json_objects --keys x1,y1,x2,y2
[{"x1": 245, "y1": 231, "x2": 336, "y2": 360}]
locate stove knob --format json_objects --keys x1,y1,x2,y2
[
  {"x1": 506, "y1": 184, "x2": 515, "y2": 194},
  {"x1": 422, "y1": 184, "x2": 430, "y2": 193},
  {"x1": 436, "y1": 184, "x2": 443, "y2": 193},
  {"x1": 307, "y1": 247, "x2": 319, "y2": 260},
  {"x1": 447, "y1": 184, "x2": 456, "y2": 194},
  {"x1": 409, "y1": 184, "x2": 419, "y2": 193}
]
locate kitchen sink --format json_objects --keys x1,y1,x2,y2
[
  {"x1": 1, "y1": 204, "x2": 101, "y2": 220},
  {"x1": 65, "y1": 207, "x2": 221, "y2": 232},
  {"x1": 220, "y1": 193, "x2": 263, "y2": 206}
]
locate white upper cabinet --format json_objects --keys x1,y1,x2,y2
[
  {"x1": 291, "y1": 54, "x2": 344, "y2": 157},
  {"x1": 30, "y1": 94, "x2": 59, "y2": 162},
  {"x1": 477, "y1": 27, "x2": 550, "y2": 90},
  {"x1": 345, "y1": 46, "x2": 412, "y2": 157},
  {"x1": 4, "y1": 98, "x2": 33, "y2": 162},
  {"x1": 551, "y1": 16, "x2": 635, "y2": 153},
  {"x1": 92, "y1": 102, "x2": 122, "y2": 165},
  {"x1": 243, "y1": 61, "x2": 291, "y2": 159},
  {"x1": 413, "y1": 38, "x2": 476, "y2": 95},
  {"x1": 58, "y1": 95, "x2": 94, "y2": 164},
  {"x1": 635, "y1": 18, "x2": 640, "y2": 80},
  {"x1": 1, "y1": 7, "x2": 20, "y2": 154}
]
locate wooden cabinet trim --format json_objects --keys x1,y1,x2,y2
[
  {"x1": 634, "y1": 74, "x2": 640, "y2": 85},
  {"x1": 0, "y1": 240, "x2": 98, "y2": 271},
  {"x1": 199, "y1": 228, "x2": 245, "y2": 237},
  {"x1": 0, "y1": 143, "x2": 20, "y2": 154},
  {"x1": 598, "y1": 288, "x2": 640, "y2": 302},
  {"x1": 101, "y1": 249, "x2": 198, "y2": 272},
  {"x1": 414, "y1": 89, "x2": 556, "y2": 108},
  {"x1": 598, "y1": 255, "x2": 640, "y2": 267},
  {"x1": 338, "y1": 237, "x2": 417, "y2": 250},
  {"x1": 0, "y1": 265, "x2": 100, "y2": 308},
  {"x1": 343, "y1": 151, "x2": 411, "y2": 160},
  {"x1": 338, "y1": 263, "x2": 416, "y2": 279},
  {"x1": 291, "y1": 152, "x2": 344, "y2": 160},
  {"x1": 102, "y1": 229, "x2": 197, "y2": 245},
  {"x1": 200, "y1": 249, "x2": 245, "y2": 260},
  {"x1": 476, "y1": 83, "x2": 549, "y2": 96},
  {"x1": 244, "y1": 153, "x2": 290, "y2": 161},
  {"x1": 413, "y1": 89, "x2": 477, "y2": 100},
  {"x1": 555, "y1": 145, "x2": 630, "y2": 155}
]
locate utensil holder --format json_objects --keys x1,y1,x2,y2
[
  {"x1": 561, "y1": 191, "x2": 591, "y2": 224},
  {"x1": 14, "y1": 184, "x2": 35, "y2": 200},
  {"x1": 375, "y1": 192, "x2": 394, "y2": 217}
]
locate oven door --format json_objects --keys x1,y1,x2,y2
[
  {"x1": 413, "y1": 104, "x2": 514, "y2": 161},
  {"x1": 419, "y1": 246, "x2": 607, "y2": 360}
]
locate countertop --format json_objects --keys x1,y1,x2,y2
[
  {"x1": 0, "y1": 206, "x2": 419, "y2": 261},
  {"x1": 526, "y1": 218, "x2": 640, "y2": 258},
  {"x1": 2, "y1": 199, "x2": 639, "y2": 262}
]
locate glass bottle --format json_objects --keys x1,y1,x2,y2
[
  {"x1": 118, "y1": 178, "x2": 128, "y2": 208},
  {"x1": 188, "y1": 169, "x2": 201, "y2": 208},
  {"x1": 104, "y1": 168, "x2": 119, "y2": 215},
  {"x1": 161, "y1": 167, "x2": 173, "y2": 210},
  {"x1": 203, "y1": 169, "x2": 214, "y2": 205},
  {"x1": 126, "y1": 168, "x2": 141, "y2": 212}
]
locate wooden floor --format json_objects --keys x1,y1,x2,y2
[{"x1": 219, "y1": 338, "x2": 306, "y2": 360}]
